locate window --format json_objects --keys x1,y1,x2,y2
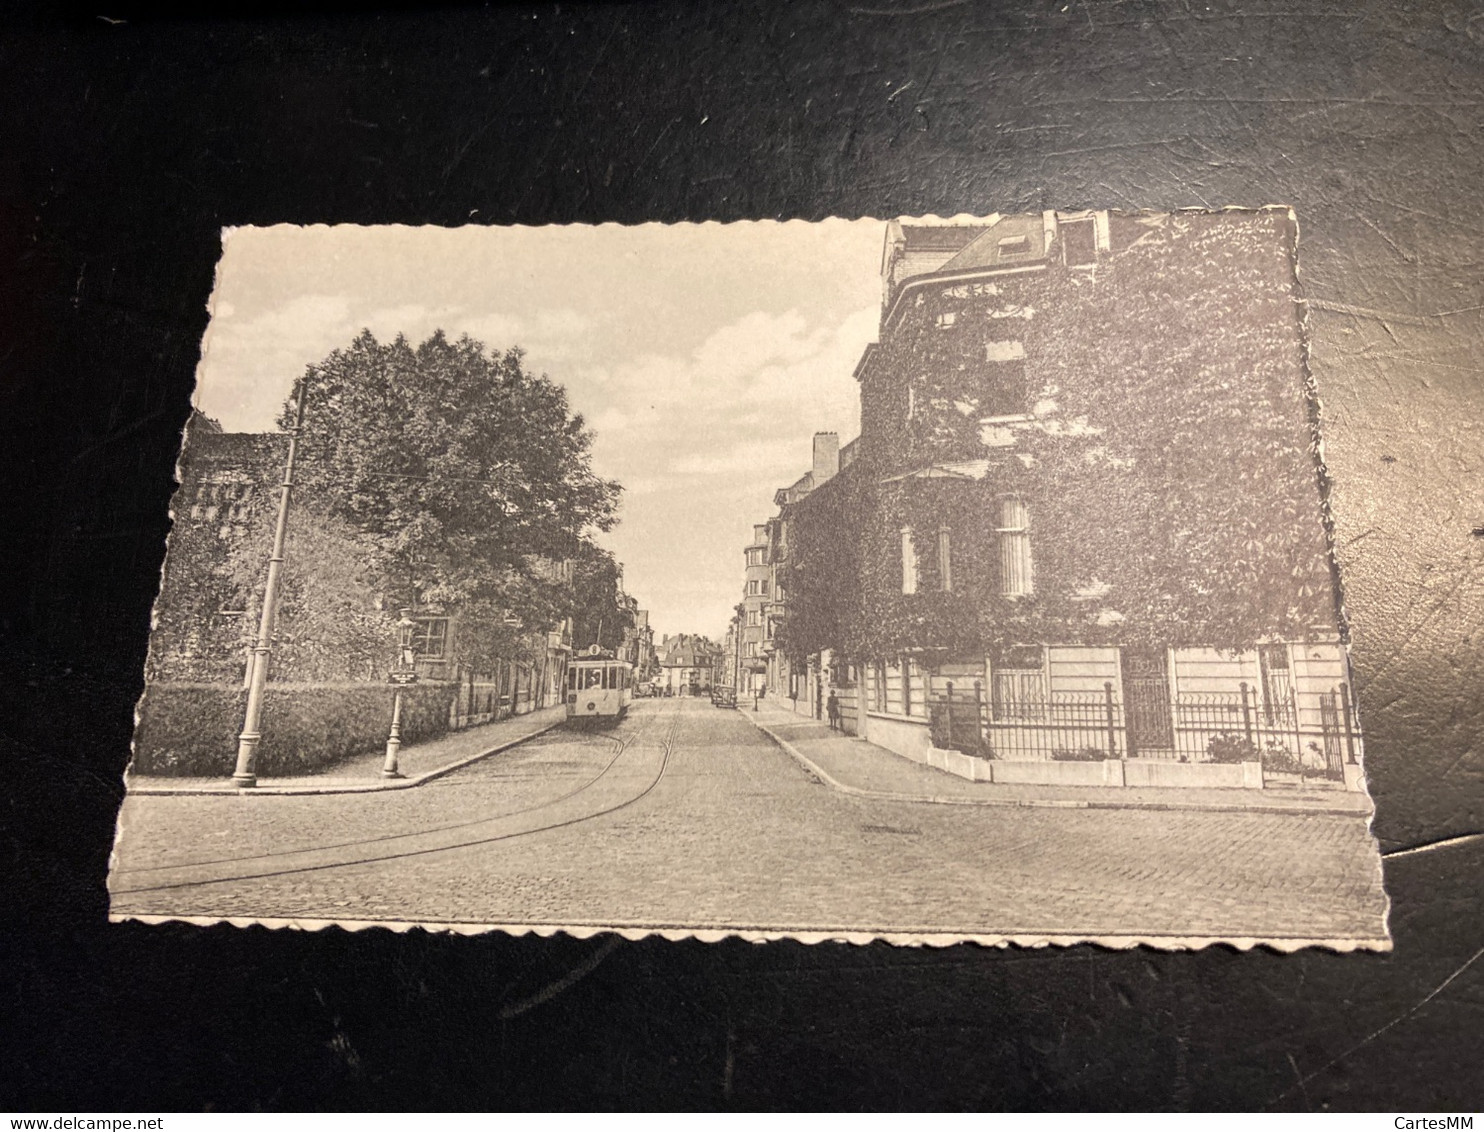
[
  {"x1": 901, "y1": 527, "x2": 918, "y2": 595},
  {"x1": 983, "y1": 340, "x2": 1028, "y2": 418},
  {"x1": 408, "y1": 617, "x2": 449, "y2": 659},
  {"x1": 937, "y1": 526, "x2": 953, "y2": 593},
  {"x1": 747, "y1": 609, "x2": 761, "y2": 626},
  {"x1": 1061, "y1": 218, "x2": 1098, "y2": 267},
  {"x1": 747, "y1": 580, "x2": 761, "y2": 596},
  {"x1": 991, "y1": 645, "x2": 1046, "y2": 720},
  {"x1": 997, "y1": 234, "x2": 1032, "y2": 258},
  {"x1": 996, "y1": 497, "x2": 1032, "y2": 597},
  {"x1": 190, "y1": 478, "x2": 253, "y2": 526},
  {"x1": 760, "y1": 579, "x2": 770, "y2": 596}
]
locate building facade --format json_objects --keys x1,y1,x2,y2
[
  {"x1": 152, "y1": 420, "x2": 577, "y2": 728},
  {"x1": 778, "y1": 211, "x2": 1363, "y2": 790},
  {"x1": 657, "y1": 633, "x2": 723, "y2": 696}
]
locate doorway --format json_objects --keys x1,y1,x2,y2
[{"x1": 1119, "y1": 647, "x2": 1174, "y2": 756}]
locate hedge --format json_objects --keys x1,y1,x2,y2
[{"x1": 132, "y1": 681, "x2": 459, "y2": 777}]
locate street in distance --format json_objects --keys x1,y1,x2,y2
[{"x1": 109, "y1": 211, "x2": 1389, "y2": 950}]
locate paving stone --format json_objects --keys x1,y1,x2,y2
[{"x1": 110, "y1": 699, "x2": 1390, "y2": 943}]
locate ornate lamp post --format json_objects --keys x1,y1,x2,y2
[
  {"x1": 383, "y1": 608, "x2": 419, "y2": 777},
  {"x1": 231, "y1": 374, "x2": 310, "y2": 788},
  {"x1": 383, "y1": 607, "x2": 418, "y2": 779}
]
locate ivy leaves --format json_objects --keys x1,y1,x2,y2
[{"x1": 786, "y1": 211, "x2": 1337, "y2": 664}]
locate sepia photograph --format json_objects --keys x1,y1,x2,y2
[{"x1": 108, "y1": 209, "x2": 1389, "y2": 949}]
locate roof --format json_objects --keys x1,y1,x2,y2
[
  {"x1": 884, "y1": 213, "x2": 1054, "y2": 318},
  {"x1": 879, "y1": 460, "x2": 992, "y2": 483},
  {"x1": 935, "y1": 215, "x2": 1047, "y2": 274},
  {"x1": 896, "y1": 224, "x2": 986, "y2": 253}
]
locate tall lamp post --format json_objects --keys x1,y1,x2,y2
[
  {"x1": 383, "y1": 607, "x2": 418, "y2": 779},
  {"x1": 231, "y1": 375, "x2": 311, "y2": 788}
]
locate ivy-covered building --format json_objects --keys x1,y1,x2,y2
[
  {"x1": 136, "y1": 416, "x2": 575, "y2": 775},
  {"x1": 780, "y1": 210, "x2": 1363, "y2": 790}
]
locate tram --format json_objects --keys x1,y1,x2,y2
[{"x1": 565, "y1": 647, "x2": 633, "y2": 724}]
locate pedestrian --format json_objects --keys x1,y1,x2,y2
[{"x1": 826, "y1": 690, "x2": 841, "y2": 731}]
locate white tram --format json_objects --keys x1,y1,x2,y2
[{"x1": 565, "y1": 648, "x2": 632, "y2": 724}]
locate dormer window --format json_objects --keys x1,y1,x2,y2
[
  {"x1": 935, "y1": 310, "x2": 958, "y2": 330},
  {"x1": 997, "y1": 234, "x2": 1032, "y2": 258},
  {"x1": 1061, "y1": 218, "x2": 1098, "y2": 267}
]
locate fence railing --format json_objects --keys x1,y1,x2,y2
[{"x1": 930, "y1": 679, "x2": 1357, "y2": 783}]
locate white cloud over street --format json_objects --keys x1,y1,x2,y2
[{"x1": 194, "y1": 220, "x2": 885, "y2": 637}]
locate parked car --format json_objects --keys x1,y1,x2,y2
[{"x1": 711, "y1": 686, "x2": 737, "y2": 708}]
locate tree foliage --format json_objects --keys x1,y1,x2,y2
[
  {"x1": 287, "y1": 330, "x2": 620, "y2": 615},
  {"x1": 569, "y1": 542, "x2": 634, "y2": 653}
]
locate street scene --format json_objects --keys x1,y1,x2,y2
[
  {"x1": 110, "y1": 211, "x2": 1389, "y2": 947},
  {"x1": 111, "y1": 698, "x2": 1383, "y2": 942}
]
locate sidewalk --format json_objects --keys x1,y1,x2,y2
[
  {"x1": 747, "y1": 702, "x2": 1373, "y2": 816},
  {"x1": 125, "y1": 704, "x2": 566, "y2": 796}
]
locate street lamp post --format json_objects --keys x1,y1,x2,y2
[
  {"x1": 383, "y1": 608, "x2": 418, "y2": 779},
  {"x1": 231, "y1": 374, "x2": 311, "y2": 788}
]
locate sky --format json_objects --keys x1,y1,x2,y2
[{"x1": 193, "y1": 219, "x2": 886, "y2": 640}]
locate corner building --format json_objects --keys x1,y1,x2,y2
[{"x1": 781, "y1": 211, "x2": 1365, "y2": 790}]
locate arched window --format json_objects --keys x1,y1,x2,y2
[
  {"x1": 996, "y1": 496, "x2": 1032, "y2": 597},
  {"x1": 900, "y1": 526, "x2": 918, "y2": 594}
]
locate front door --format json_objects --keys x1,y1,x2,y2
[{"x1": 1120, "y1": 647, "x2": 1173, "y2": 756}]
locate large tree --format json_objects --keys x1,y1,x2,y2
[
  {"x1": 568, "y1": 542, "x2": 634, "y2": 654},
  {"x1": 285, "y1": 330, "x2": 620, "y2": 646}
]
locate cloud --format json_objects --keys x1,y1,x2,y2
[
  {"x1": 194, "y1": 218, "x2": 889, "y2": 637},
  {"x1": 196, "y1": 298, "x2": 601, "y2": 430}
]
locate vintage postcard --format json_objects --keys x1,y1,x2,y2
[{"x1": 109, "y1": 211, "x2": 1389, "y2": 949}]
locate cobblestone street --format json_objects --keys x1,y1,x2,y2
[{"x1": 110, "y1": 698, "x2": 1389, "y2": 943}]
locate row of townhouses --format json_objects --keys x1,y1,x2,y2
[{"x1": 737, "y1": 210, "x2": 1365, "y2": 792}]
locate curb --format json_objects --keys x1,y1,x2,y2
[
  {"x1": 126, "y1": 713, "x2": 566, "y2": 797},
  {"x1": 744, "y1": 712, "x2": 1371, "y2": 818}
]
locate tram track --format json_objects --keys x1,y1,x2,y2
[
  {"x1": 121, "y1": 716, "x2": 644, "y2": 874},
  {"x1": 111, "y1": 706, "x2": 681, "y2": 897}
]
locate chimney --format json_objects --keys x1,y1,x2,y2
[{"x1": 812, "y1": 432, "x2": 840, "y2": 485}]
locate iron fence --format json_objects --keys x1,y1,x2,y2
[{"x1": 930, "y1": 679, "x2": 1357, "y2": 783}]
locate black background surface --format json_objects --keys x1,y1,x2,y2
[{"x1": 2, "y1": 0, "x2": 1481, "y2": 1111}]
